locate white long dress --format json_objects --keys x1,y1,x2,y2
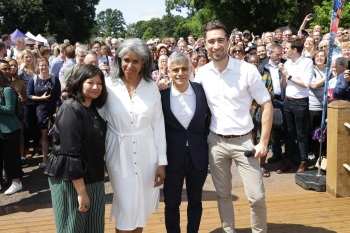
[{"x1": 100, "y1": 77, "x2": 167, "y2": 230}]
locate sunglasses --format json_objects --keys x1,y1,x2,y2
[
  {"x1": 343, "y1": 32, "x2": 349, "y2": 35},
  {"x1": 233, "y1": 50, "x2": 242, "y2": 53}
]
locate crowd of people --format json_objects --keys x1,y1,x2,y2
[{"x1": 0, "y1": 13, "x2": 350, "y2": 233}]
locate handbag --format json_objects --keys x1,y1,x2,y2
[
  {"x1": 44, "y1": 153, "x2": 87, "y2": 180},
  {"x1": 254, "y1": 107, "x2": 283, "y2": 129}
]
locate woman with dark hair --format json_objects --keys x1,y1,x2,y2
[
  {"x1": 27, "y1": 57, "x2": 61, "y2": 169},
  {"x1": 8, "y1": 59, "x2": 27, "y2": 164},
  {"x1": 0, "y1": 71, "x2": 23, "y2": 194},
  {"x1": 44, "y1": 64, "x2": 107, "y2": 233},
  {"x1": 100, "y1": 38, "x2": 167, "y2": 232}
]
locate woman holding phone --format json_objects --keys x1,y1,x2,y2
[{"x1": 27, "y1": 58, "x2": 61, "y2": 168}]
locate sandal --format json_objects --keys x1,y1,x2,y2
[
  {"x1": 260, "y1": 167, "x2": 271, "y2": 178},
  {"x1": 262, "y1": 169, "x2": 271, "y2": 178}
]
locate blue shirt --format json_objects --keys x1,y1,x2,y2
[
  {"x1": 333, "y1": 72, "x2": 350, "y2": 101},
  {"x1": 49, "y1": 56, "x2": 65, "y2": 79}
]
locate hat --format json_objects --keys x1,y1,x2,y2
[
  {"x1": 25, "y1": 39, "x2": 35, "y2": 45},
  {"x1": 243, "y1": 30, "x2": 250, "y2": 35},
  {"x1": 246, "y1": 44, "x2": 257, "y2": 53}
]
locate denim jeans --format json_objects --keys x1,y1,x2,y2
[{"x1": 283, "y1": 97, "x2": 310, "y2": 161}]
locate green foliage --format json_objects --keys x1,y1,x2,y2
[
  {"x1": 96, "y1": 8, "x2": 126, "y2": 38},
  {"x1": 164, "y1": 0, "x2": 324, "y2": 36},
  {"x1": 312, "y1": 1, "x2": 350, "y2": 32},
  {"x1": 0, "y1": 0, "x2": 99, "y2": 43},
  {"x1": 125, "y1": 15, "x2": 190, "y2": 40}
]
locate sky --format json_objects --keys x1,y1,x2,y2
[{"x1": 95, "y1": 0, "x2": 187, "y2": 25}]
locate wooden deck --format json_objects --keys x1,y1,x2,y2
[{"x1": 1, "y1": 180, "x2": 350, "y2": 233}]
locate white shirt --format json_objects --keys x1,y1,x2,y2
[
  {"x1": 268, "y1": 60, "x2": 281, "y2": 95},
  {"x1": 170, "y1": 82, "x2": 196, "y2": 129},
  {"x1": 195, "y1": 56, "x2": 271, "y2": 135},
  {"x1": 285, "y1": 55, "x2": 314, "y2": 98}
]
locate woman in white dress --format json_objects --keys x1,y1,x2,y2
[{"x1": 100, "y1": 38, "x2": 167, "y2": 233}]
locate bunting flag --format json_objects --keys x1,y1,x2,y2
[
  {"x1": 321, "y1": 0, "x2": 346, "y2": 129},
  {"x1": 317, "y1": 0, "x2": 346, "y2": 175}
]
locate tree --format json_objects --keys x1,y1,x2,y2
[
  {"x1": 311, "y1": 1, "x2": 350, "y2": 32},
  {"x1": 165, "y1": 0, "x2": 324, "y2": 35},
  {"x1": 96, "y1": 8, "x2": 126, "y2": 38},
  {"x1": 0, "y1": 0, "x2": 99, "y2": 43}
]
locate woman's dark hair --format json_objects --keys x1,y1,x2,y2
[
  {"x1": 0, "y1": 71, "x2": 11, "y2": 88},
  {"x1": 157, "y1": 45, "x2": 170, "y2": 58},
  {"x1": 113, "y1": 38, "x2": 153, "y2": 82},
  {"x1": 67, "y1": 64, "x2": 108, "y2": 108}
]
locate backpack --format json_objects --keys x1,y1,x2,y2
[{"x1": 0, "y1": 87, "x2": 24, "y2": 121}]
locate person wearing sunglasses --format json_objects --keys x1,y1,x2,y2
[{"x1": 229, "y1": 45, "x2": 244, "y2": 60}]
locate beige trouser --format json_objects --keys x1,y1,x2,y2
[{"x1": 208, "y1": 131, "x2": 267, "y2": 233}]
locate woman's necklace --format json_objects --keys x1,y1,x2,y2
[
  {"x1": 86, "y1": 106, "x2": 98, "y2": 120},
  {"x1": 123, "y1": 76, "x2": 141, "y2": 93}
]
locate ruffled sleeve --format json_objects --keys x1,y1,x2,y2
[{"x1": 44, "y1": 101, "x2": 86, "y2": 180}]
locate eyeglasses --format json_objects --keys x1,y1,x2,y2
[{"x1": 233, "y1": 50, "x2": 242, "y2": 53}]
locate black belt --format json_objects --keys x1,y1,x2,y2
[
  {"x1": 215, "y1": 132, "x2": 250, "y2": 139},
  {"x1": 285, "y1": 96, "x2": 305, "y2": 101}
]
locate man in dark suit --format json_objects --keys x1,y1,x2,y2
[{"x1": 161, "y1": 52, "x2": 209, "y2": 233}]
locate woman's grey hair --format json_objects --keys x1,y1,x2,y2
[
  {"x1": 112, "y1": 38, "x2": 153, "y2": 82},
  {"x1": 167, "y1": 52, "x2": 192, "y2": 69},
  {"x1": 75, "y1": 45, "x2": 88, "y2": 55}
]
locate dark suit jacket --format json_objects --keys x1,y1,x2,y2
[
  {"x1": 161, "y1": 81, "x2": 209, "y2": 172},
  {"x1": 264, "y1": 57, "x2": 286, "y2": 101}
]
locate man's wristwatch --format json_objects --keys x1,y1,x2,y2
[{"x1": 288, "y1": 75, "x2": 292, "y2": 80}]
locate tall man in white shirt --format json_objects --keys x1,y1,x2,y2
[
  {"x1": 195, "y1": 21, "x2": 273, "y2": 233},
  {"x1": 278, "y1": 38, "x2": 314, "y2": 173},
  {"x1": 161, "y1": 52, "x2": 209, "y2": 233}
]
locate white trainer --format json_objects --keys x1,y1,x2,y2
[{"x1": 4, "y1": 181, "x2": 23, "y2": 195}]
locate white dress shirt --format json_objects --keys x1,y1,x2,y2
[
  {"x1": 195, "y1": 56, "x2": 271, "y2": 135},
  {"x1": 285, "y1": 55, "x2": 314, "y2": 98},
  {"x1": 170, "y1": 82, "x2": 196, "y2": 130},
  {"x1": 268, "y1": 60, "x2": 281, "y2": 95}
]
